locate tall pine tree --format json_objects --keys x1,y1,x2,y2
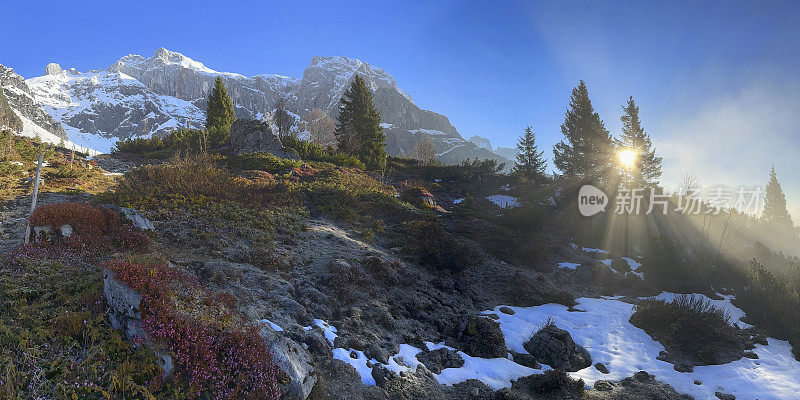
[
  {"x1": 615, "y1": 96, "x2": 662, "y2": 187},
  {"x1": 335, "y1": 75, "x2": 386, "y2": 170},
  {"x1": 513, "y1": 126, "x2": 547, "y2": 186},
  {"x1": 763, "y1": 166, "x2": 793, "y2": 229},
  {"x1": 553, "y1": 80, "x2": 614, "y2": 182},
  {"x1": 205, "y1": 76, "x2": 235, "y2": 147},
  {"x1": 274, "y1": 97, "x2": 292, "y2": 139}
]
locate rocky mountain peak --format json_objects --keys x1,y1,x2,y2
[
  {"x1": 45, "y1": 63, "x2": 65, "y2": 76},
  {"x1": 303, "y1": 56, "x2": 412, "y2": 103}
]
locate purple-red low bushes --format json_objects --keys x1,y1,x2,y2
[
  {"x1": 29, "y1": 202, "x2": 151, "y2": 254},
  {"x1": 105, "y1": 260, "x2": 280, "y2": 400}
]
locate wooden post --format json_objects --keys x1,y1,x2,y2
[{"x1": 23, "y1": 153, "x2": 44, "y2": 245}]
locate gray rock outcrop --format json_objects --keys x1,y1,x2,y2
[
  {"x1": 523, "y1": 324, "x2": 592, "y2": 371},
  {"x1": 103, "y1": 268, "x2": 174, "y2": 378},
  {"x1": 229, "y1": 119, "x2": 300, "y2": 159},
  {"x1": 102, "y1": 204, "x2": 155, "y2": 231},
  {"x1": 268, "y1": 336, "x2": 317, "y2": 399}
]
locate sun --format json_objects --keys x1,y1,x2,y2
[{"x1": 618, "y1": 148, "x2": 637, "y2": 169}]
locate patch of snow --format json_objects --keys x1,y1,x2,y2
[
  {"x1": 435, "y1": 351, "x2": 539, "y2": 390},
  {"x1": 486, "y1": 195, "x2": 520, "y2": 209},
  {"x1": 557, "y1": 262, "x2": 581, "y2": 270},
  {"x1": 13, "y1": 110, "x2": 101, "y2": 156},
  {"x1": 314, "y1": 319, "x2": 338, "y2": 346},
  {"x1": 332, "y1": 348, "x2": 376, "y2": 385},
  {"x1": 486, "y1": 297, "x2": 799, "y2": 400},
  {"x1": 582, "y1": 247, "x2": 609, "y2": 254},
  {"x1": 453, "y1": 198, "x2": 464, "y2": 204},
  {"x1": 623, "y1": 257, "x2": 644, "y2": 278},
  {"x1": 261, "y1": 319, "x2": 284, "y2": 332}
]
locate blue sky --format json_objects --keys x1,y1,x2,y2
[{"x1": 2, "y1": 0, "x2": 800, "y2": 213}]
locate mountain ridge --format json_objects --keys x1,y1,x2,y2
[{"x1": 13, "y1": 48, "x2": 511, "y2": 166}]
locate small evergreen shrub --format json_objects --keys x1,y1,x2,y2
[
  {"x1": 282, "y1": 135, "x2": 365, "y2": 169},
  {"x1": 516, "y1": 369, "x2": 584, "y2": 396},
  {"x1": 226, "y1": 152, "x2": 301, "y2": 174},
  {"x1": 631, "y1": 295, "x2": 743, "y2": 365},
  {"x1": 399, "y1": 219, "x2": 481, "y2": 274},
  {"x1": 735, "y1": 261, "x2": 800, "y2": 360}
]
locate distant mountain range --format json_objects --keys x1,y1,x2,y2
[{"x1": 0, "y1": 48, "x2": 513, "y2": 166}]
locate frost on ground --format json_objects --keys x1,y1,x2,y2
[
  {"x1": 485, "y1": 297, "x2": 800, "y2": 400},
  {"x1": 485, "y1": 194, "x2": 520, "y2": 209}
]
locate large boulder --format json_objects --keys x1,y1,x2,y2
[
  {"x1": 101, "y1": 204, "x2": 154, "y2": 231},
  {"x1": 523, "y1": 324, "x2": 591, "y2": 371},
  {"x1": 416, "y1": 348, "x2": 464, "y2": 373},
  {"x1": 103, "y1": 268, "x2": 173, "y2": 378},
  {"x1": 229, "y1": 119, "x2": 300, "y2": 159},
  {"x1": 268, "y1": 336, "x2": 317, "y2": 399}
]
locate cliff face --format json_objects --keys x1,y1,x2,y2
[{"x1": 0, "y1": 63, "x2": 65, "y2": 138}]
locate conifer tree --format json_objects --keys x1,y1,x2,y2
[
  {"x1": 513, "y1": 126, "x2": 547, "y2": 186},
  {"x1": 335, "y1": 75, "x2": 386, "y2": 170},
  {"x1": 763, "y1": 166, "x2": 793, "y2": 229},
  {"x1": 274, "y1": 97, "x2": 292, "y2": 140},
  {"x1": 615, "y1": 96, "x2": 662, "y2": 187},
  {"x1": 205, "y1": 76, "x2": 235, "y2": 147},
  {"x1": 553, "y1": 80, "x2": 614, "y2": 182}
]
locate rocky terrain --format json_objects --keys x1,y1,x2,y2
[{"x1": 2, "y1": 128, "x2": 799, "y2": 400}]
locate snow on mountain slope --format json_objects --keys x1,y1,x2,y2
[
  {"x1": 27, "y1": 63, "x2": 204, "y2": 153},
  {"x1": 15, "y1": 110, "x2": 100, "y2": 156},
  {"x1": 0, "y1": 63, "x2": 67, "y2": 139}
]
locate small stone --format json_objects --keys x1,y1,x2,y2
[
  {"x1": 715, "y1": 392, "x2": 736, "y2": 400},
  {"x1": 499, "y1": 306, "x2": 515, "y2": 315},
  {"x1": 59, "y1": 224, "x2": 73, "y2": 238},
  {"x1": 694, "y1": 380, "x2": 702, "y2": 385},
  {"x1": 594, "y1": 362, "x2": 609, "y2": 374}
]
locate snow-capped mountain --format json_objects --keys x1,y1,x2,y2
[
  {"x1": 0, "y1": 63, "x2": 99, "y2": 155},
  {"x1": 20, "y1": 48, "x2": 511, "y2": 165}
]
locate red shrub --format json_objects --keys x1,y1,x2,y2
[
  {"x1": 29, "y1": 202, "x2": 150, "y2": 253},
  {"x1": 105, "y1": 260, "x2": 280, "y2": 400},
  {"x1": 30, "y1": 202, "x2": 113, "y2": 237}
]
